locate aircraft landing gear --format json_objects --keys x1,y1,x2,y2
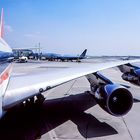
[
  {"x1": 24, "y1": 97, "x2": 35, "y2": 108},
  {"x1": 35, "y1": 94, "x2": 45, "y2": 105},
  {"x1": 24, "y1": 94, "x2": 45, "y2": 107}
]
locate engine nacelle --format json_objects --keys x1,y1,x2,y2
[
  {"x1": 86, "y1": 72, "x2": 133, "y2": 117},
  {"x1": 94, "y1": 84, "x2": 133, "y2": 116},
  {"x1": 122, "y1": 69, "x2": 140, "y2": 86},
  {"x1": 92, "y1": 84, "x2": 133, "y2": 116}
]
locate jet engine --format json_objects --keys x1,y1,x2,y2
[
  {"x1": 92, "y1": 84, "x2": 133, "y2": 116},
  {"x1": 121, "y1": 69, "x2": 140, "y2": 86},
  {"x1": 86, "y1": 72, "x2": 133, "y2": 117},
  {"x1": 118, "y1": 64, "x2": 140, "y2": 86}
]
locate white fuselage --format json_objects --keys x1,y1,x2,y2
[{"x1": 0, "y1": 37, "x2": 13, "y2": 117}]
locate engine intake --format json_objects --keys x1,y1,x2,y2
[
  {"x1": 92, "y1": 84, "x2": 133, "y2": 117},
  {"x1": 87, "y1": 73, "x2": 133, "y2": 117}
]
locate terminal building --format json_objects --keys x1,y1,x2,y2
[{"x1": 12, "y1": 49, "x2": 37, "y2": 59}]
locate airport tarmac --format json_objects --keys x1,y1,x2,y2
[{"x1": 0, "y1": 59, "x2": 140, "y2": 140}]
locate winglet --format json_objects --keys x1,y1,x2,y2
[{"x1": 0, "y1": 8, "x2": 4, "y2": 38}]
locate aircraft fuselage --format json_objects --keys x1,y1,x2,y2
[{"x1": 0, "y1": 37, "x2": 13, "y2": 117}]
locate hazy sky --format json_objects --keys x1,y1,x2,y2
[{"x1": 1, "y1": 0, "x2": 140, "y2": 56}]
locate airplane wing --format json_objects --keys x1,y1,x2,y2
[{"x1": 3, "y1": 59, "x2": 140, "y2": 109}]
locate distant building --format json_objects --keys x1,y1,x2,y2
[{"x1": 12, "y1": 49, "x2": 35, "y2": 59}]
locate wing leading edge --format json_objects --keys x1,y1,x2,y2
[{"x1": 3, "y1": 59, "x2": 140, "y2": 109}]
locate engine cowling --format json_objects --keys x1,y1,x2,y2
[
  {"x1": 122, "y1": 69, "x2": 140, "y2": 86},
  {"x1": 92, "y1": 84, "x2": 133, "y2": 117}
]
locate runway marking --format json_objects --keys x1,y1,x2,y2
[
  {"x1": 122, "y1": 117, "x2": 133, "y2": 140},
  {"x1": 12, "y1": 72, "x2": 26, "y2": 75}
]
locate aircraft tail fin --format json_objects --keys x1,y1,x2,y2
[
  {"x1": 80, "y1": 49, "x2": 87, "y2": 58},
  {"x1": 0, "y1": 8, "x2": 4, "y2": 38}
]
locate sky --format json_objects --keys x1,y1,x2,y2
[{"x1": 1, "y1": 0, "x2": 140, "y2": 56}]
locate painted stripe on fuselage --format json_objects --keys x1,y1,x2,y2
[{"x1": 0, "y1": 63, "x2": 12, "y2": 85}]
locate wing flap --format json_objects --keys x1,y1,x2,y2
[{"x1": 3, "y1": 59, "x2": 140, "y2": 109}]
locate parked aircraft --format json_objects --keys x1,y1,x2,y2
[
  {"x1": 120, "y1": 56, "x2": 131, "y2": 60},
  {"x1": 41, "y1": 49, "x2": 87, "y2": 62},
  {"x1": 57, "y1": 49, "x2": 87, "y2": 62},
  {"x1": 1, "y1": 9, "x2": 140, "y2": 119},
  {"x1": 41, "y1": 53, "x2": 61, "y2": 61}
]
